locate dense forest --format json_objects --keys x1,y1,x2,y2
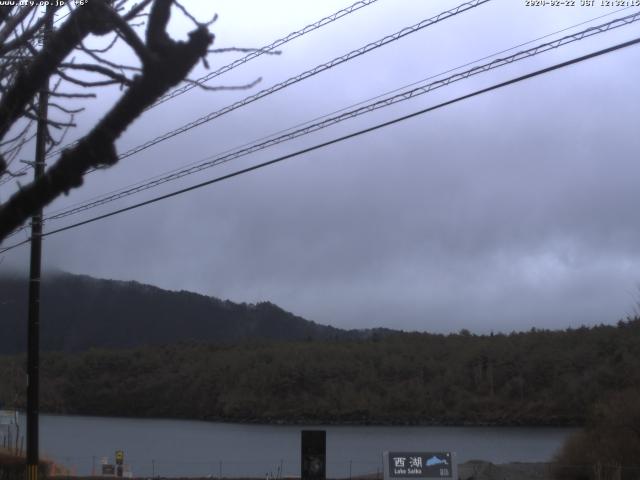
[
  {"x1": 1, "y1": 319, "x2": 639, "y2": 426},
  {"x1": 0, "y1": 272, "x2": 374, "y2": 354}
]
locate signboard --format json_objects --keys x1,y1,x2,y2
[
  {"x1": 115, "y1": 450, "x2": 124, "y2": 465},
  {"x1": 383, "y1": 452, "x2": 456, "y2": 480},
  {"x1": 102, "y1": 464, "x2": 115, "y2": 476}
]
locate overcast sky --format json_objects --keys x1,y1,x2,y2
[{"x1": 2, "y1": 0, "x2": 640, "y2": 333}]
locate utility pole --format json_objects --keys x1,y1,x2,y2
[{"x1": 26, "y1": 8, "x2": 52, "y2": 480}]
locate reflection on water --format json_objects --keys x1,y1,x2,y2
[{"x1": 19, "y1": 414, "x2": 576, "y2": 477}]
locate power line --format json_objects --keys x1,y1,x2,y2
[
  {"x1": 2, "y1": 34, "x2": 638, "y2": 254},
  {"x1": 152, "y1": 0, "x2": 382, "y2": 108},
  {"x1": 4, "y1": 0, "x2": 490, "y2": 188},
  {"x1": 113, "y1": 0, "x2": 490, "y2": 162},
  {"x1": 0, "y1": 164, "x2": 28, "y2": 186},
  {"x1": 2, "y1": 0, "x2": 383, "y2": 182},
  {"x1": 1, "y1": 0, "x2": 491, "y2": 215},
  {"x1": 18, "y1": 9, "x2": 640, "y2": 233},
  {"x1": 38, "y1": 5, "x2": 636, "y2": 220}
]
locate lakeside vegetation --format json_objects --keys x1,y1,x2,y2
[
  {"x1": 1, "y1": 319, "x2": 639, "y2": 426},
  {"x1": 552, "y1": 388, "x2": 640, "y2": 479}
]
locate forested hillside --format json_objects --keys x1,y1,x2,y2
[
  {"x1": 0, "y1": 272, "x2": 366, "y2": 354},
  {"x1": 1, "y1": 320, "x2": 639, "y2": 426}
]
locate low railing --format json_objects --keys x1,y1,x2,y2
[{"x1": 2, "y1": 458, "x2": 640, "y2": 480}]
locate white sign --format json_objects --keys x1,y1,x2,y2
[{"x1": 383, "y1": 452, "x2": 457, "y2": 480}]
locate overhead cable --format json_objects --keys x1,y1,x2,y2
[
  {"x1": 37, "y1": 5, "x2": 637, "y2": 218},
  {"x1": 22, "y1": 9, "x2": 640, "y2": 230},
  {"x1": 106, "y1": 0, "x2": 491, "y2": 162},
  {"x1": 2, "y1": 0, "x2": 383, "y2": 181},
  {"x1": 7, "y1": 0, "x2": 488, "y2": 187},
  {"x1": 2, "y1": 34, "x2": 639, "y2": 254},
  {"x1": 152, "y1": 0, "x2": 382, "y2": 108}
]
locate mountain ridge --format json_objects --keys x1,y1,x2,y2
[{"x1": 0, "y1": 271, "x2": 385, "y2": 354}]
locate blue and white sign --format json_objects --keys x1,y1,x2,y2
[{"x1": 383, "y1": 452, "x2": 456, "y2": 480}]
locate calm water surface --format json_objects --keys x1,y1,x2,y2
[{"x1": 19, "y1": 414, "x2": 576, "y2": 477}]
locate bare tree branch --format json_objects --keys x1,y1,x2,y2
[
  {"x1": 146, "y1": 0, "x2": 172, "y2": 53},
  {"x1": 173, "y1": 0, "x2": 200, "y2": 28},
  {"x1": 209, "y1": 47, "x2": 281, "y2": 55},
  {"x1": 46, "y1": 114, "x2": 75, "y2": 152},
  {"x1": 0, "y1": 4, "x2": 214, "y2": 240},
  {"x1": 107, "y1": 12, "x2": 155, "y2": 65},
  {"x1": 122, "y1": 0, "x2": 154, "y2": 21},
  {"x1": 81, "y1": 33, "x2": 118, "y2": 53},
  {"x1": 1, "y1": 166, "x2": 29, "y2": 179},
  {"x1": 0, "y1": 7, "x2": 58, "y2": 56},
  {"x1": 48, "y1": 102, "x2": 84, "y2": 115},
  {"x1": 78, "y1": 41, "x2": 141, "y2": 72},
  {"x1": 0, "y1": 119, "x2": 33, "y2": 147},
  {"x1": 61, "y1": 62, "x2": 134, "y2": 82},
  {"x1": 56, "y1": 67, "x2": 128, "y2": 88},
  {"x1": 0, "y1": 6, "x2": 35, "y2": 46},
  {"x1": 0, "y1": 1, "x2": 106, "y2": 142},
  {"x1": 184, "y1": 76, "x2": 261, "y2": 92},
  {"x1": 47, "y1": 91, "x2": 97, "y2": 99},
  {"x1": 23, "y1": 110, "x2": 75, "y2": 129}
]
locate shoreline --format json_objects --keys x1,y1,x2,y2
[{"x1": 18, "y1": 410, "x2": 584, "y2": 428}]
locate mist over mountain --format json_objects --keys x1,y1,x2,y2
[{"x1": 0, "y1": 272, "x2": 379, "y2": 354}]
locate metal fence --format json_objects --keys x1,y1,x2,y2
[
  {"x1": 38, "y1": 457, "x2": 384, "y2": 479},
  {"x1": 4, "y1": 456, "x2": 640, "y2": 480}
]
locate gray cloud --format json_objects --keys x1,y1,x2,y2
[{"x1": 3, "y1": 0, "x2": 640, "y2": 333}]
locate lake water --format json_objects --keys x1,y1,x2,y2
[{"x1": 17, "y1": 414, "x2": 576, "y2": 478}]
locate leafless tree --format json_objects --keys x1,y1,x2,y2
[{"x1": 0, "y1": 0, "x2": 217, "y2": 242}]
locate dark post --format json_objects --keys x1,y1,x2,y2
[
  {"x1": 301, "y1": 430, "x2": 326, "y2": 480},
  {"x1": 115, "y1": 450, "x2": 124, "y2": 477},
  {"x1": 26, "y1": 9, "x2": 51, "y2": 480}
]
